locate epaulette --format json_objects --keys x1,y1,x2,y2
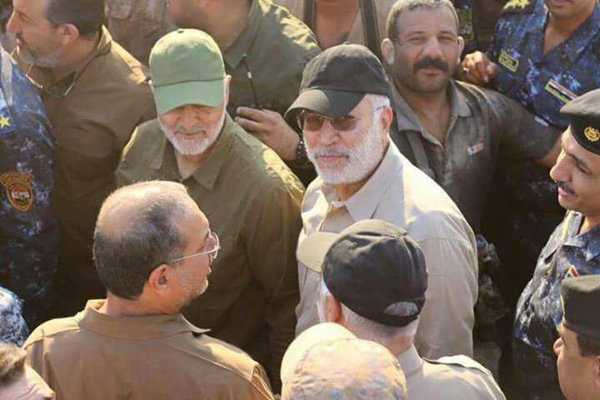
[
  {"x1": 425, "y1": 355, "x2": 492, "y2": 375},
  {"x1": 502, "y1": 0, "x2": 535, "y2": 14}
]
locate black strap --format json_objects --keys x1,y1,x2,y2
[{"x1": 359, "y1": 0, "x2": 382, "y2": 60}]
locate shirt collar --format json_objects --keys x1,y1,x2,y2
[
  {"x1": 322, "y1": 144, "x2": 401, "y2": 222},
  {"x1": 150, "y1": 115, "x2": 235, "y2": 190},
  {"x1": 396, "y1": 345, "x2": 424, "y2": 377},
  {"x1": 563, "y1": 212, "x2": 600, "y2": 262},
  {"x1": 76, "y1": 300, "x2": 208, "y2": 340},
  {"x1": 392, "y1": 81, "x2": 470, "y2": 138},
  {"x1": 223, "y1": 0, "x2": 263, "y2": 69}
]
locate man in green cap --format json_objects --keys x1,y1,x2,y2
[
  {"x1": 165, "y1": 0, "x2": 321, "y2": 185},
  {"x1": 116, "y1": 29, "x2": 304, "y2": 392},
  {"x1": 554, "y1": 275, "x2": 600, "y2": 400}
]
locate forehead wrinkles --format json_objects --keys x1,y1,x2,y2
[{"x1": 397, "y1": 7, "x2": 459, "y2": 37}]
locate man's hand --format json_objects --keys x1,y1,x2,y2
[
  {"x1": 460, "y1": 51, "x2": 499, "y2": 85},
  {"x1": 235, "y1": 107, "x2": 299, "y2": 161}
]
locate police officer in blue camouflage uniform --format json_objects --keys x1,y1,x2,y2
[
  {"x1": 0, "y1": 286, "x2": 28, "y2": 346},
  {"x1": 512, "y1": 89, "x2": 600, "y2": 399},
  {"x1": 0, "y1": 46, "x2": 58, "y2": 330}
]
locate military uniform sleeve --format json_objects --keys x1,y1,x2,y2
[
  {"x1": 489, "y1": 92, "x2": 561, "y2": 160},
  {"x1": 243, "y1": 172, "x2": 304, "y2": 391},
  {"x1": 412, "y1": 213, "x2": 478, "y2": 358}
]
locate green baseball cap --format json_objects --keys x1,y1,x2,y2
[{"x1": 149, "y1": 29, "x2": 226, "y2": 115}]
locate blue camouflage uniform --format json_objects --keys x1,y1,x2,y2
[
  {"x1": 0, "y1": 48, "x2": 58, "y2": 329},
  {"x1": 481, "y1": 0, "x2": 600, "y2": 327},
  {"x1": 513, "y1": 211, "x2": 600, "y2": 399},
  {"x1": 0, "y1": 286, "x2": 28, "y2": 346}
]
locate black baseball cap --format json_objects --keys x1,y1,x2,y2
[
  {"x1": 297, "y1": 220, "x2": 428, "y2": 327},
  {"x1": 561, "y1": 275, "x2": 600, "y2": 340},
  {"x1": 561, "y1": 89, "x2": 600, "y2": 156},
  {"x1": 284, "y1": 44, "x2": 392, "y2": 123}
]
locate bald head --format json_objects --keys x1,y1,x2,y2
[{"x1": 93, "y1": 181, "x2": 201, "y2": 300}]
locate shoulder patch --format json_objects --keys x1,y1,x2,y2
[
  {"x1": 502, "y1": 0, "x2": 535, "y2": 14},
  {"x1": 426, "y1": 355, "x2": 492, "y2": 375},
  {"x1": 0, "y1": 172, "x2": 34, "y2": 212}
]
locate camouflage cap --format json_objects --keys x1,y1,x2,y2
[{"x1": 281, "y1": 323, "x2": 407, "y2": 400}]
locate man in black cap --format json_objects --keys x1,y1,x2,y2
[
  {"x1": 297, "y1": 219, "x2": 506, "y2": 399},
  {"x1": 286, "y1": 43, "x2": 478, "y2": 359},
  {"x1": 512, "y1": 88, "x2": 600, "y2": 399},
  {"x1": 554, "y1": 275, "x2": 600, "y2": 400}
]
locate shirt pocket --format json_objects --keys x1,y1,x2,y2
[{"x1": 105, "y1": 0, "x2": 134, "y2": 19}]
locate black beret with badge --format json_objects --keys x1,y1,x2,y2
[
  {"x1": 561, "y1": 275, "x2": 600, "y2": 340},
  {"x1": 561, "y1": 89, "x2": 600, "y2": 156}
]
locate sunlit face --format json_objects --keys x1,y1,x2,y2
[
  {"x1": 549, "y1": 129, "x2": 600, "y2": 218},
  {"x1": 387, "y1": 6, "x2": 462, "y2": 94},
  {"x1": 159, "y1": 101, "x2": 226, "y2": 156},
  {"x1": 554, "y1": 323, "x2": 598, "y2": 400},
  {"x1": 2, "y1": 367, "x2": 56, "y2": 400},
  {"x1": 303, "y1": 97, "x2": 389, "y2": 185},
  {"x1": 171, "y1": 207, "x2": 213, "y2": 307},
  {"x1": 6, "y1": 0, "x2": 64, "y2": 67},
  {"x1": 544, "y1": 0, "x2": 596, "y2": 20}
]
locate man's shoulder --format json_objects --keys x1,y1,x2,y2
[
  {"x1": 117, "y1": 119, "x2": 164, "y2": 178},
  {"x1": 257, "y1": 0, "x2": 321, "y2": 61},
  {"x1": 24, "y1": 315, "x2": 81, "y2": 348}
]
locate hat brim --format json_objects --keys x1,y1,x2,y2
[
  {"x1": 153, "y1": 79, "x2": 225, "y2": 115},
  {"x1": 297, "y1": 231, "x2": 341, "y2": 273},
  {"x1": 285, "y1": 89, "x2": 365, "y2": 123}
]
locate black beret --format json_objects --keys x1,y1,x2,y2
[
  {"x1": 561, "y1": 89, "x2": 600, "y2": 156},
  {"x1": 561, "y1": 275, "x2": 600, "y2": 340}
]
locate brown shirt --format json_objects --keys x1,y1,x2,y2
[
  {"x1": 15, "y1": 28, "x2": 156, "y2": 307},
  {"x1": 116, "y1": 116, "x2": 304, "y2": 390},
  {"x1": 24, "y1": 300, "x2": 275, "y2": 400}
]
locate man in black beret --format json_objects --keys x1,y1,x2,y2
[
  {"x1": 513, "y1": 88, "x2": 600, "y2": 399},
  {"x1": 554, "y1": 275, "x2": 600, "y2": 400}
]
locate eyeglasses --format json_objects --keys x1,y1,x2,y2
[
  {"x1": 170, "y1": 230, "x2": 220, "y2": 265},
  {"x1": 297, "y1": 111, "x2": 358, "y2": 132}
]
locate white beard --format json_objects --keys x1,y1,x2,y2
[{"x1": 160, "y1": 110, "x2": 225, "y2": 156}]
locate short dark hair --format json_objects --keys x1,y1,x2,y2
[
  {"x1": 386, "y1": 0, "x2": 459, "y2": 42},
  {"x1": 45, "y1": 0, "x2": 105, "y2": 39},
  {"x1": 577, "y1": 333, "x2": 600, "y2": 357},
  {"x1": 0, "y1": 343, "x2": 26, "y2": 387},
  {"x1": 93, "y1": 182, "x2": 192, "y2": 300}
]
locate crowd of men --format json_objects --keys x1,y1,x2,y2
[{"x1": 1, "y1": 0, "x2": 600, "y2": 399}]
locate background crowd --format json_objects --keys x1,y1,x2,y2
[{"x1": 1, "y1": 0, "x2": 600, "y2": 399}]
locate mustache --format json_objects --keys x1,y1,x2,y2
[
  {"x1": 414, "y1": 57, "x2": 449, "y2": 72},
  {"x1": 311, "y1": 146, "x2": 350, "y2": 158},
  {"x1": 557, "y1": 182, "x2": 576, "y2": 196},
  {"x1": 171, "y1": 123, "x2": 206, "y2": 135}
]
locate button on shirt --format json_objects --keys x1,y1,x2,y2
[
  {"x1": 513, "y1": 211, "x2": 600, "y2": 391},
  {"x1": 398, "y1": 345, "x2": 506, "y2": 399},
  {"x1": 488, "y1": 0, "x2": 600, "y2": 129},
  {"x1": 224, "y1": 0, "x2": 320, "y2": 118},
  {"x1": 24, "y1": 300, "x2": 274, "y2": 400},
  {"x1": 116, "y1": 115, "x2": 304, "y2": 390},
  {"x1": 0, "y1": 48, "x2": 58, "y2": 327},
  {"x1": 14, "y1": 28, "x2": 155, "y2": 309},
  {"x1": 391, "y1": 80, "x2": 560, "y2": 231},
  {"x1": 296, "y1": 144, "x2": 478, "y2": 358}
]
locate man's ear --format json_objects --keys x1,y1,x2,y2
[
  {"x1": 593, "y1": 356, "x2": 600, "y2": 390},
  {"x1": 457, "y1": 36, "x2": 465, "y2": 61},
  {"x1": 147, "y1": 264, "x2": 171, "y2": 294},
  {"x1": 381, "y1": 38, "x2": 396, "y2": 66},
  {"x1": 56, "y1": 23, "x2": 81, "y2": 45},
  {"x1": 325, "y1": 292, "x2": 343, "y2": 323}
]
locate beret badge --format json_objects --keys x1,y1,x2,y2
[{"x1": 584, "y1": 126, "x2": 600, "y2": 142}]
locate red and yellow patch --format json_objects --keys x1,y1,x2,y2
[{"x1": 0, "y1": 172, "x2": 34, "y2": 212}]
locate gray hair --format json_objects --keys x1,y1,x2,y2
[
  {"x1": 319, "y1": 283, "x2": 419, "y2": 348},
  {"x1": 387, "y1": 0, "x2": 460, "y2": 41},
  {"x1": 93, "y1": 181, "x2": 194, "y2": 300}
]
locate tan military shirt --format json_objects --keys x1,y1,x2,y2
[
  {"x1": 296, "y1": 144, "x2": 478, "y2": 359},
  {"x1": 224, "y1": 0, "x2": 320, "y2": 118},
  {"x1": 105, "y1": 0, "x2": 174, "y2": 65},
  {"x1": 275, "y1": 0, "x2": 395, "y2": 47},
  {"x1": 24, "y1": 300, "x2": 275, "y2": 400},
  {"x1": 14, "y1": 27, "x2": 155, "y2": 310},
  {"x1": 398, "y1": 345, "x2": 506, "y2": 399},
  {"x1": 116, "y1": 115, "x2": 304, "y2": 390}
]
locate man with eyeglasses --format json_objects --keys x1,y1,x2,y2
[
  {"x1": 116, "y1": 29, "x2": 304, "y2": 392},
  {"x1": 21, "y1": 181, "x2": 275, "y2": 399},
  {"x1": 285, "y1": 43, "x2": 478, "y2": 360},
  {"x1": 6, "y1": 0, "x2": 155, "y2": 318}
]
